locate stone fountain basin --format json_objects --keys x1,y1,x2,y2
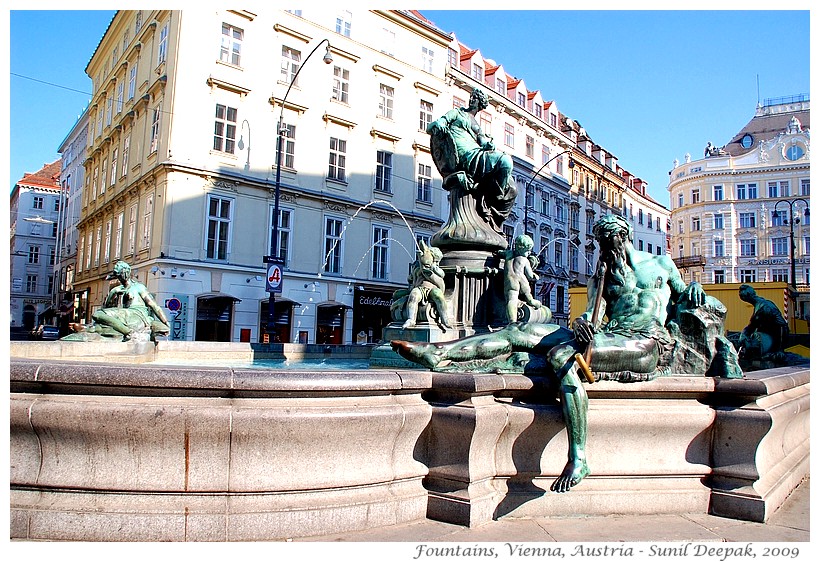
[{"x1": 9, "y1": 341, "x2": 810, "y2": 540}]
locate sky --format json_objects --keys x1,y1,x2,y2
[{"x1": 5, "y1": 6, "x2": 813, "y2": 208}]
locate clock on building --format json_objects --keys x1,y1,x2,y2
[
  {"x1": 785, "y1": 143, "x2": 805, "y2": 161},
  {"x1": 740, "y1": 133, "x2": 754, "y2": 149}
]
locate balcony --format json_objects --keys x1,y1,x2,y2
[{"x1": 673, "y1": 255, "x2": 706, "y2": 269}]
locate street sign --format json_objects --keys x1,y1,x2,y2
[
  {"x1": 165, "y1": 298, "x2": 182, "y2": 312},
  {"x1": 266, "y1": 262, "x2": 283, "y2": 293}
]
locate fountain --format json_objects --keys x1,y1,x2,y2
[{"x1": 9, "y1": 90, "x2": 809, "y2": 541}]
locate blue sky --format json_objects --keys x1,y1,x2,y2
[{"x1": 6, "y1": 8, "x2": 812, "y2": 207}]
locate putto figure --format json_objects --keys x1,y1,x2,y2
[
  {"x1": 65, "y1": 260, "x2": 170, "y2": 342},
  {"x1": 500, "y1": 234, "x2": 543, "y2": 323},
  {"x1": 393, "y1": 214, "x2": 740, "y2": 493},
  {"x1": 390, "y1": 240, "x2": 451, "y2": 330}
]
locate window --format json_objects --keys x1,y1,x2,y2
[
  {"x1": 570, "y1": 247, "x2": 579, "y2": 272},
  {"x1": 220, "y1": 23, "x2": 243, "y2": 66},
  {"x1": 447, "y1": 48, "x2": 458, "y2": 68},
  {"x1": 554, "y1": 241, "x2": 563, "y2": 267},
  {"x1": 678, "y1": 193, "x2": 684, "y2": 208},
  {"x1": 149, "y1": 106, "x2": 161, "y2": 153},
  {"x1": 737, "y1": 183, "x2": 757, "y2": 199},
  {"x1": 128, "y1": 65, "x2": 137, "y2": 100},
  {"x1": 281, "y1": 46, "x2": 301, "y2": 84},
  {"x1": 713, "y1": 184, "x2": 723, "y2": 201},
  {"x1": 104, "y1": 93, "x2": 112, "y2": 127},
  {"x1": 739, "y1": 238, "x2": 757, "y2": 257},
  {"x1": 638, "y1": 209, "x2": 644, "y2": 225},
  {"x1": 332, "y1": 66, "x2": 350, "y2": 103},
  {"x1": 103, "y1": 220, "x2": 112, "y2": 263},
  {"x1": 525, "y1": 135, "x2": 534, "y2": 158},
  {"x1": 714, "y1": 239, "x2": 724, "y2": 257},
  {"x1": 27, "y1": 245, "x2": 40, "y2": 264},
  {"x1": 213, "y1": 104, "x2": 237, "y2": 153},
  {"x1": 94, "y1": 225, "x2": 102, "y2": 265},
  {"x1": 134, "y1": 11, "x2": 142, "y2": 34},
  {"x1": 269, "y1": 207, "x2": 292, "y2": 264},
  {"x1": 739, "y1": 269, "x2": 757, "y2": 283},
  {"x1": 375, "y1": 151, "x2": 392, "y2": 193},
  {"x1": 713, "y1": 213, "x2": 724, "y2": 230},
  {"x1": 691, "y1": 188, "x2": 700, "y2": 204},
  {"x1": 691, "y1": 216, "x2": 700, "y2": 231},
  {"x1": 328, "y1": 137, "x2": 347, "y2": 182},
  {"x1": 372, "y1": 226, "x2": 389, "y2": 279},
  {"x1": 142, "y1": 194, "x2": 153, "y2": 249},
  {"x1": 647, "y1": 243, "x2": 653, "y2": 254},
  {"x1": 281, "y1": 124, "x2": 296, "y2": 168},
  {"x1": 26, "y1": 275, "x2": 37, "y2": 293},
  {"x1": 748, "y1": 183, "x2": 758, "y2": 198},
  {"x1": 534, "y1": 103, "x2": 542, "y2": 119},
  {"x1": 586, "y1": 251, "x2": 594, "y2": 276},
  {"x1": 32, "y1": 196, "x2": 44, "y2": 210},
  {"x1": 86, "y1": 233, "x2": 93, "y2": 268},
  {"x1": 417, "y1": 163, "x2": 432, "y2": 203},
  {"x1": 453, "y1": 96, "x2": 465, "y2": 110},
  {"x1": 157, "y1": 22, "x2": 169, "y2": 65},
  {"x1": 771, "y1": 210, "x2": 787, "y2": 227},
  {"x1": 739, "y1": 212, "x2": 756, "y2": 228},
  {"x1": 541, "y1": 192, "x2": 550, "y2": 216},
  {"x1": 419, "y1": 100, "x2": 433, "y2": 131},
  {"x1": 504, "y1": 123, "x2": 514, "y2": 147},
  {"x1": 771, "y1": 237, "x2": 789, "y2": 256},
  {"x1": 206, "y1": 195, "x2": 231, "y2": 260},
  {"x1": 714, "y1": 270, "x2": 725, "y2": 284},
  {"x1": 800, "y1": 178, "x2": 810, "y2": 196},
  {"x1": 503, "y1": 224, "x2": 514, "y2": 248},
  {"x1": 114, "y1": 212, "x2": 123, "y2": 259},
  {"x1": 100, "y1": 159, "x2": 107, "y2": 195},
  {"x1": 421, "y1": 46, "x2": 434, "y2": 73},
  {"x1": 550, "y1": 114, "x2": 557, "y2": 128},
  {"x1": 472, "y1": 63, "x2": 482, "y2": 81},
  {"x1": 638, "y1": 240, "x2": 644, "y2": 251},
  {"x1": 380, "y1": 28, "x2": 395, "y2": 56},
  {"x1": 378, "y1": 84, "x2": 394, "y2": 119},
  {"x1": 556, "y1": 201, "x2": 565, "y2": 222},
  {"x1": 495, "y1": 78, "x2": 505, "y2": 94},
  {"x1": 116, "y1": 81, "x2": 124, "y2": 113},
  {"x1": 517, "y1": 92, "x2": 526, "y2": 107},
  {"x1": 479, "y1": 112, "x2": 491, "y2": 135},
  {"x1": 51, "y1": 222, "x2": 58, "y2": 238},
  {"x1": 324, "y1": 217, "x2": 343, "y2": 274},
  {"x1": 110, "y1": 148, "x2": 118, "y2": 186},
  {"x1": 804, "y1": 236, "x2": 810, "y2": 254},
  {"x1": 525, "y1": 186, "x2": 534, "y2": 210},
  {"x1": 121, "y1": 135, "x2": 130, "y2": 177},
  {"x1": 772, "y1": 268, "x2": 789, "y2": 282},
  {"x1": 54, "y1": 198, "x2": 60, "y2": 212},
  {"x1": 127, "y1": 204, "x2": 137, "y2": 255},
  {"x1": 570, "y1": 207, "x2": 580, "y2": 230},
  {"x1": 336, "y1": 11, "x2": 352, "y2": 37},
  {"x1": 647, "y1": 212, "x2": 653, "y2": 228}
]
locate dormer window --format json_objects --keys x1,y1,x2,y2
[{"x1": 472, "y1": 63, "x2": 483, "y2": 81}]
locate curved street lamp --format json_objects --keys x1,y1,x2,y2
[
  {"x1": 772, "y1": 197, "x2": 809, "y2": 329},
  {"x1": 521, "y1": 149, "x2": 575, "y2": 235},
  {"x1": 267, "y1": 38, "x2": 333, "y2": 338}
]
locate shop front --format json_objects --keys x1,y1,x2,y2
[{"x1": 352, "y1": 287, "x2": 394, "y2": 344}]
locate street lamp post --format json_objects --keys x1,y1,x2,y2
[
  {"x1": 772, "y1": 197, "x2": 809, "y2": 330},
  {"x1": 522, "y1": 149, "x2": 574, "y2": 235},
  {"x1": 267, "y1": 39, "x2": 333, "y2": 339}
]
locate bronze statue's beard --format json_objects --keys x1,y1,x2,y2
[{"x1": 602, "y1": 241, "x2": 628, "y2": 286}]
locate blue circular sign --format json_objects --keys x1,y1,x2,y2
[{"x1": 166, "y1": 298, "x2": 181, "y2": 312}]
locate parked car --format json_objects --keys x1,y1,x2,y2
[{"x1": 30, "y1": 325, "x2": 60, "y2": 340}]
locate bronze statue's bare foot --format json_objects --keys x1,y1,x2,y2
[
  {"x1": 550, "y1": 458, "x2": 590, "y2": 493},
  {"x1": 391, "y1": 340, "x2": 444, "y2": 369}
]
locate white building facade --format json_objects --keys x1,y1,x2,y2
[
  {"x1": 10, "y1": 161, "x2": 62, "y2": 330},
  {"x1": 668, "y1": 96, "x2": 810, "y2": 318}
]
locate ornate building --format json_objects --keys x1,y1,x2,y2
[{"x1": 668, "y1": 95, "x2": 810, "y2": 320}]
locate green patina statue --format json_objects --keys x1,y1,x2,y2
[
  {"x1": 734, "y1": 284, "x2": 790, "y2": 359},
  {"x1": 391, "y1": 240, "x2": 451, "y2": 330},
  {"x1": 499, "y1": 234, "x2": 544, "y2": 323},
  {"x1": 64, "y1": 260, "x2": 170, "y2": 342},
  {"x1": 393, "y1": 214, "x2": 742, "y2": 493},
  {"x1": 427, "y1": 87, "x2": 517, "y2": 250}
]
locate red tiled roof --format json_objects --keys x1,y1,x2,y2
[{"x1": 17, "y1": 159, "x2": 62, "y2": 190}]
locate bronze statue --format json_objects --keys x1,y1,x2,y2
[
  {"x1": 735, "y1": 284, "x2": 789, "y2": 359},
  {"x1": 65, "y1": 261, "x2": 170, "y2": 342},
  {"x1": 391, "y1": 240, "x2": 451, "y2": 330},
  {"x1": 500, "y1": 234, "x2": 543, "y2": 323},
  {"x1": 427, "y1": 88, "x2": 517, "y2": 251},
  {"x1": 393, "y1": 214, "x2": 741, "y2": 493}
]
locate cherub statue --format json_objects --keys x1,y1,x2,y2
[
  {"x1": 499, "y1": 234, "x2": 542, "y2": 323},
  {"x1": 391, "y1": 240, "x2": 451, "y2": 330}
]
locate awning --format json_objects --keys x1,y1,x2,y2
[
  {"x1": 316, "y1": 300, "x2": 352, "y2": 310},
  {"x1": 268, "y1": 296, "x2": 301, "y2": 307},
  {"x1": 196, "y1": 292, "x2": 241, "y2": 303}
]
